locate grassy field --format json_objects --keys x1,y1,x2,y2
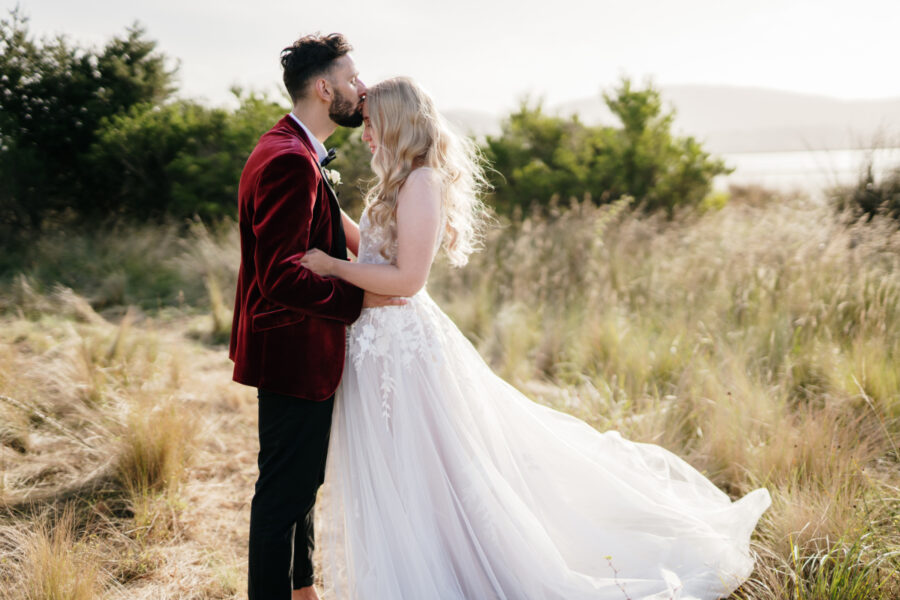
[{"x1": 1, "y1": 187, "x2": 898, "y2": 598}]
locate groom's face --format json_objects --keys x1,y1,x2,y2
[{"x1": 327, "y1": 54, "x2": 366, "y2": 128}]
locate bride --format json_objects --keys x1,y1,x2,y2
[{"x1": 298, "y1": 76, "x2": 771, "y2": 600}]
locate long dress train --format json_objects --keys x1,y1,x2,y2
[{"x1": 319, "y1": 209, "x2": 771, "y2": 600}]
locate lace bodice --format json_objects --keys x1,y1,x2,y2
[{"x1": 356, "y1": 209, "x2": 397, "y2": 266}]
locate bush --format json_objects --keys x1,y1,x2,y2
[
  {"x1": 832, "y1": 161, "x2": 900, "y2": 223},
  {"x1": 87, "y1": 90, "x2": 283, "y2": 220},
  {"x1": 483, "y1": 79, "x2": 730, "y2": 214},
  {"x1": 0, "y1": 10, "x2": 286, "y2": 233},
  {"x1": 0, "y1": 8, "x2": 175, "y2": 234}
]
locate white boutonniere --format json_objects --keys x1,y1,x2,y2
[{"x1": 324, "y1": 168, "x2": 342, "y2": 187}]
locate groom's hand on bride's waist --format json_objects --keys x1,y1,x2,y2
[{"x1": 363, "y1": 291, "x2": 407, "y2": 308}]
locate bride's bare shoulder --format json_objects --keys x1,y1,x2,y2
[
  {"x1": 405, "y1": 166, "x2": 439, "y2": 185},
  {"x1": 400, "y1": 167, "x2": 441, "y2": 203}
]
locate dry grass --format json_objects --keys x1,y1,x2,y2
[
  {"x1": 0, "y1": 283, "x2": 256, "y2": 598},
  {"x1": 0, "y1": 187, "x2": 898, "y2": 597},
  {"x1": 430, "y1": 190, "x2": 900, "y2": 598},
  {"x1": 0, "y1": 508, "x2": 108, "y2": 600}
]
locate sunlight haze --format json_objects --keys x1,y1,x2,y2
[{"x1": 11, "y1": 0, "x2": 899, "y2": 114}]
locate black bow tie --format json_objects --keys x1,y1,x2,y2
[{"x1": 320, "y1": 147, "x2": 337, "y2": 167}]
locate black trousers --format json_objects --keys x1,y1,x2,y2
[{"x1": 248, "y1": 389, "x2": 334, "y2": 599}]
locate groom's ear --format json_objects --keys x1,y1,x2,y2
[{"x1": 314, "y1": 78, "x2": 333, "y2": 103}]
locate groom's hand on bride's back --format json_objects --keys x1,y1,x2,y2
[{"x1": 363, "y1": 291, "x2": 407, "y2": 308}]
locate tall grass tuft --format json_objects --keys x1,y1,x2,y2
[
  {"x1": 114, "y1": 394, "x2": 196, "y2": 542},
  {"x1": 0, "y1": 508, "x2": 107, "y2": 600},
  {"x1": 205, "y1": 272, "x2": 233, "y2": 345}
]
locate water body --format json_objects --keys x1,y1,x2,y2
[{"x1": 715, "y1": 148, "x2": 900, "y2": 195}]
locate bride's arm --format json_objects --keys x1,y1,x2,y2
[
  {"x1": 341, "y1": 209, "x2": 360, "y2": 257},
  {"x1": 300, "y1": 170, "x2": 441, "y2": 297}
]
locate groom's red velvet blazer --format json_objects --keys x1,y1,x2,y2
[{"x1": 229, "y1": 115, "x2": 364, "y2": 401}]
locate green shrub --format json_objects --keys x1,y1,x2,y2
[
  {"x1": 0, "y1": 8, "x2": 174, "y2": 234},
  {"x1": 86, "y1": 90, "x2": 283, "y2": 221},
  {"x1": 483, "y1": 78, "x2": 730, "y2": 215}
]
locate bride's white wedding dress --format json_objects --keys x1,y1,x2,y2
[{"x1": 320, "y1": 206, "x2": 771, "y2": 600}]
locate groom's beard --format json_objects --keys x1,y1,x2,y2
[{"x1": 330, "y1": 92, "x2": 364, "y2": 128}]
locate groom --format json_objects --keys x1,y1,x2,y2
[{"x1": 229, "y1": 33, "x2": 399, "y2": 600}]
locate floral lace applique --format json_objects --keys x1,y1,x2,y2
[{"x1": 348, "y1": 303, "x2": 442, "y2": 430}]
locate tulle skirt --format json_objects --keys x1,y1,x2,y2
[{"x1": 319, "y1": 291, "x2": 770, "y2": 600}]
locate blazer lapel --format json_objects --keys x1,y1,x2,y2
[
  {"x1": 280, "y1": 115, "x2": 348, "y2": 261},
  {"x1": 283, "y1": 115, "x2": 342, "y2": 208},
  {"x1": 318, "y1": 163, "x2": 348, "y2": 261},
  {"x1": 316, "y1": 162, "x2": 339, "y2": 204}
]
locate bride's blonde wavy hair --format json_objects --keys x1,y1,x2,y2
[{"x1": 364, "y1": 77, "x2": 490, "y2": 267}]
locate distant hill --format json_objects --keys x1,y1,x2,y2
[{"x1": 446, "y1": 85, "x2": 900, "y2": 153}]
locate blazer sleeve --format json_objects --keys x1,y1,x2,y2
[{"x1": 252, "y1": 153, "x2": 364, "y2": 324}]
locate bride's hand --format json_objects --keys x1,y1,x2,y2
[{"x1": 298, "y1": 248, "x2": 337, "y2": 277}]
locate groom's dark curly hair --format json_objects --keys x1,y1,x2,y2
[{"x1": 281, "y1": 33, "x2": 353, "y2": 102}]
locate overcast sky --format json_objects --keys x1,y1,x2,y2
[{"x1": 9, "y1": 0, "x2": 899, "y2": 114}]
